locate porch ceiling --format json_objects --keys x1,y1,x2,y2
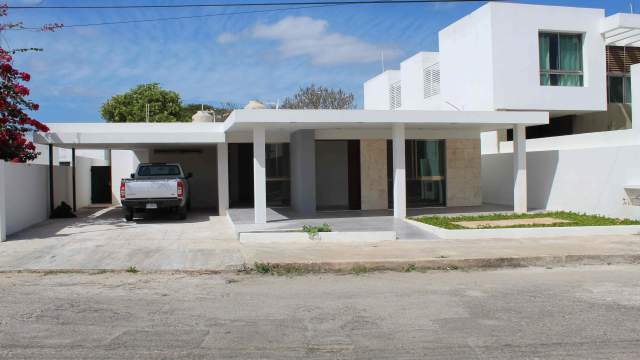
[
  {"x1": 224, "y1": 109, "x2": 549, "y2": 133},
  {"x1": 34, "y1": 122, "x2": 226, "y2": 149}
]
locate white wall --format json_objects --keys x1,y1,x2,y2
[
  {"x1": 110, "y1": 150, "x2": 139, "y2": 205},
  {"x1": 439, "y1": 3, "x2": 495, "y2": 111},
  {"x1": 399, "y1": 52, "x2": 443, "y2": 110},
  {"x1": 482, "y1": 145, "x2": 640, "y2": 220},
  {"x1": 363, "y1": 70, "x2": 400, "y2": 110},
  {"x1": 489, "y1": 3, "x2": 606, "y2": 113}
]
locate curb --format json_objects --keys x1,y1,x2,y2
[{"x1": 248, "y1": 253, "x2": 640, "y2": 272}]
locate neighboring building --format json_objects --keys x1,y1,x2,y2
[
  {"x1": 365, "y1": 2, "x2": 638, "y2": 152},
  {"x1": 365, "y1": 2, "x2": 640, "y2": 220}
]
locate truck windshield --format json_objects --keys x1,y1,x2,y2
[{"x1": 138, "y1": 165, "x2": 181, "y2": 176}]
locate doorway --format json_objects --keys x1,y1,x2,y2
[
  {"x1": 90, "y1": 166, "x2": 112, "y2": 204},
  {"x1": 315, "y1": 140, "x2": 361, "y2": 210}
]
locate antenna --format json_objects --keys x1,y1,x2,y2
[
  {"x1": 631, "y1": 2, "x2": 634, "y2": 13},
  {"x1": 145, "y1": 103, "x2": 149, "y2": 123}
]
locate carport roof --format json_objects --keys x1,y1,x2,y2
[{"x1": 35, "y1": 109, "x2": 548, "y2": 148}]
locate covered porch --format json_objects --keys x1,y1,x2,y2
[{"x1": 222, "y1": 109, "x2": 547, "y2": 225}]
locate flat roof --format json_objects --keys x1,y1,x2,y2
[{"x1": 35, "y1": 109, "x2": 548, "y2": 149}]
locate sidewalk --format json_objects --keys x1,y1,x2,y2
[{"x1": 240, "y1": 234, "x2": 640, "y2": 271}]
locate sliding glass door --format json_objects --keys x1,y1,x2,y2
[{"x1": 387, "y1": 140, "x2": 446, "y2": 208}]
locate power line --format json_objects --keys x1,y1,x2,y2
[
  {"x1": 8, "y1": 0, "x2": 499, "y2": 10},
  {"x1": 13, "y1": 4, "x2": 343, "y2": 30}
]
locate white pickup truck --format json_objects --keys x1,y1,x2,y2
[{"x1": 120, "y1": 163, "x2": 191, "y2": 221}]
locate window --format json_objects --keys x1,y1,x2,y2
[
  {"x1": 137, "y1": 165, "x2": 181, "y2": 176},
  {"x1": 423, "y1": 63, "x2": 440, "y2": 98},
  {"x1": 265, "y1": 143, "x2": 290, "y2": 206},
  {"x1": 390, "y1": 81, "x2": 401, "y2": 109},
  {"x1": 539, "y1": 32, "x2": 583, "y2": 86},
  {"x1": 608, "y1": 75, "x2": 632, "y2": 104}
]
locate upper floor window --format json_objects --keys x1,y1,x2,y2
[
  {"x1": 390, "y1": 81, "x2": 401, "y2": 110},
  {"x1": 423, "y1": 63, "x2": 440, "y2": 98},
  {"x1": 539, "y1": 32, "x2": 584, "y2": 87}
]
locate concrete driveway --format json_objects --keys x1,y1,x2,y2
[{"x1": 0, "y1": 207, "x2": 243, "y2": 271}]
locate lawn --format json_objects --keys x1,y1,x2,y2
[{"x1": 412, "y1": 211, "x2": 640, "y2": 230}]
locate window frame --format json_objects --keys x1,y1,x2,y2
[{"x1": 539, "y1": 31, "x2": 584, "y2": 87}]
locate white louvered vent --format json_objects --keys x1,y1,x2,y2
[
  {"x1": 423, "y1": 63, "x2": 440, "y2": 98},
  {"x1": 390, "y1": 81, "x2": 401, "y2": 110}
]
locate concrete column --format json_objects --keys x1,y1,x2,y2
[
  {"x1": 632, "y1": 64, "x2": 640, "y2": 140},
  {"x1": 392, "y1": 124, "x2": 406, "y2": 218},
  {"x1": 253, "y1": 127, "x2": 267, "y2": 224},
  {"x1": 0, "y1": 160, "x2": 6, "y2": 241},
  {"x1": 290, "y1": 130, "x2": 316, "y2": 215},
  {"x1": 217, "y1": 143, "x2": 229, "y2": 216},
  {"x1": 513, "y1": 124, "x2": 527, "y2": 213}
]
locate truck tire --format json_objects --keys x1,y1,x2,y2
[
  {"x1": 125, "y1": 208, "x2": 134, "y2": 222},
  {"x1": 178, "y1": 206, "x2": 187, "y2": 220}
]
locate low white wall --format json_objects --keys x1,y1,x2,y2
[
  {"x1": 482, "y1": 145, "x2": 640, "y2": 220},
  {"x1": 0, "y1": 154, "x2": 108, "y2": 239}
]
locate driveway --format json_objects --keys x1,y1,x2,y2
[{"x1": 0, "y1": 207, "x2": 243, "y2": 271}]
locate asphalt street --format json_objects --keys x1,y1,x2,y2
[{"x1": 1, "y1": 265, "x2": 640, "y2": 359}]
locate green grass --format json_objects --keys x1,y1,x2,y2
[
  {"x1": 126, "y1": 265, "x2": 139, "y2": 273},
  {"x1": 412, "y1": 211, "x2": 640, "y2": 230},
  {"x1": 302, "y1": 223, "x2": 332, "y2": 239}
]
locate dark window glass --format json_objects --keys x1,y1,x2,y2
[
  {"x1": 539, "y1": 32, "x2": 583, "y2": 87},
  {"x1": 387, "y1": 140, "x2": 446, "y2": 208},
  {"x1": 137, "y1": 165, "x2": 181, "y2": 176},
  {"x1": 266, "y1": 143, "x2": 290, "y2": 206}
]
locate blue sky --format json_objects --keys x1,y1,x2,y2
[{"x1": 3, "y1": 0, "x2": 635, "y2": 122}]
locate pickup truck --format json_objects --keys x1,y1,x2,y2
[{"x1": 120, "y1": 163, "x2": 191, "y2": 221}]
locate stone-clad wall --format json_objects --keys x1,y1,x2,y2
[
  {"x1": 446, "y1": 139, "x2": 482, "y2": 206},
  {"x1": 360, "y1": 139, "x2": 388, "y2": 210}
]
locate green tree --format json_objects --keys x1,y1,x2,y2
[
  {"x1": 101, "y1": 83, "x2": 183, "y2": 123},
  {"x1": 281, "y1": 84, "x2": 355, "y2": 109}
]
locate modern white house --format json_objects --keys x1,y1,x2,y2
[
  {"x1": 365, "y1": 1, "x2": 640, "y2": 220},
  {"x1": 3, "y1": 1, "x2": 640, "y2": 241}
]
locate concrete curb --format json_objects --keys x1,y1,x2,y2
[{"x1": 248, "y1": 253, "x2": 640, "y2": 272}]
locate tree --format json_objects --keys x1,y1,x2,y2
[
  {"x1": 101, "y1": 83, "x2": 182, "y2": 123},
  {"x1": 0, "y1": 3, "x2": 61, "y2": 162},
  {"x1": 281, "y1": 84, "x2": 355, "y2": 109}
]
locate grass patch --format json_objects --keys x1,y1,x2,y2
[
  {"x1": 253, "y1": 262, "x2": 311, "y2": 276},
  {"x1": 126, "y1": 266, "x2": 139, "y2": 273},
  {"x1": 351, "y1": 264, "x2": 369, "y2": 275},
  {"x1": 412, "y1": 211, "x2": 640, "y2": 230},
  {"x1": 302, "y1": 223, "x2": 332, "y2": 239}
]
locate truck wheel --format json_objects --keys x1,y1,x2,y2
[
  {"x1": 125, "y1": 208, "x2": 134, "y2": 222},
  {"x1": 178, "y1": 206, "x2": 187, "y2": 220}
]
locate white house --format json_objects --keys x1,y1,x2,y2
[
  {"x1": 365, "y1": 2, "x2": 640, "y2": 220},
  {"x1": 4, "y1": 1, "x2": 640, "y2": 240}
]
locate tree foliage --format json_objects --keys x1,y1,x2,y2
[
  {"x1": 101, "y1": 83, "x2": 183, "y2": 123},
  {"x1": 0, "y1": 3, "x2": 59, "y2": 162},
  {"x1": 281, "y1": 84, "x2": 355, "y2": 109}
]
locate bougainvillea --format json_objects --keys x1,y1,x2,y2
[{"x1": 0, "y1": 3, "x2": 62, "y2": 162}]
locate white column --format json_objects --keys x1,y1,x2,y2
[
  {"x1": 0, "y1": 160, "x2": 6, "y2": 241},
  {"x1": 513, "y1": 124, "x2": 527, "y2": 213},
  {"x1": 217, "y1": 143, "x2": 229, "y2": 216},
  {"x1": 631, "y1": 64, "x2": 640, "y2": 140},
  {"x1": 253, "y1": 127, "x2": 267, "y2": 224},
  {"x1": 392, "y1": 124, "x2": 406, "y2": 218}
]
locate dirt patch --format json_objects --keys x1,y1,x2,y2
[{"x1": 453, "y1": 217, "x2": 570, "y2": 229}]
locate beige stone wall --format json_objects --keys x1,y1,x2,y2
[
  {"x1": 360, "y1": 139, "x2": 388, "y2": 210},
  {"x1": 446, "y1": 139, "x2": 482, "y2": 207}
]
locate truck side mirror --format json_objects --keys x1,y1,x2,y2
[
  {"x1": 187, "y1": 172, "x2": 193, "y2": 179},
  {"x1": 130, "y1": 173, "x2": 135, "y2": 179}
]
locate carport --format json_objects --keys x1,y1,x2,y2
[{"x1": 33, "y1": 122, "x2": 228, "y2": 216}]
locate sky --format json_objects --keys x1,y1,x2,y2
[{"x1": 2, "y1": 0, "x2": 637, "y2": 123}]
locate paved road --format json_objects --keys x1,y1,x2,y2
[{"x1": 1, "y1": 265, "x2": 640, "y2": 359}]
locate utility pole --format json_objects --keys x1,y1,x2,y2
[{"x1": 145, "y1": 103, "x2": 150, "y2": 123}]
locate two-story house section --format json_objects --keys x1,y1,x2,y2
[{"x1": 364, "y1": 2, "x2": 640, "y2": 153}]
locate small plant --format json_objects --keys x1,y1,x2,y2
[
  {"x1": 254, "y1": 262, "x2": 272, "y2": 274},
  {"x1": 126, "y1": 266, "x2": 139, "y2": 273},
  {"x1": 351, "y1": 264, "x2": 369, "y2": 275},
  {"x1": 302, "y1": 223, "x2": 332, "y2": 239},
  {"x1": 404, "y1": 264, "x2": 417, "y2": 272}
]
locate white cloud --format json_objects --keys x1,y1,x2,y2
[
  {"x1": 221, "y1": 16, "x2": 400, "y2": 65},
  {"x1": 216, "y1": 32, "x2": 240, "y2": 44}
]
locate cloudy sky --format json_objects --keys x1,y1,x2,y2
[{"x1": 3, "y1": 0, "x2": 635, "y2": 122}]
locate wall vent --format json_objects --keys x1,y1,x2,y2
[
  {"x1": 423, "y1": 62, "x2": 440, "y2": 98},
  {"x1": 390, "y1": 81, "x2": 402, "y2": 110}
]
